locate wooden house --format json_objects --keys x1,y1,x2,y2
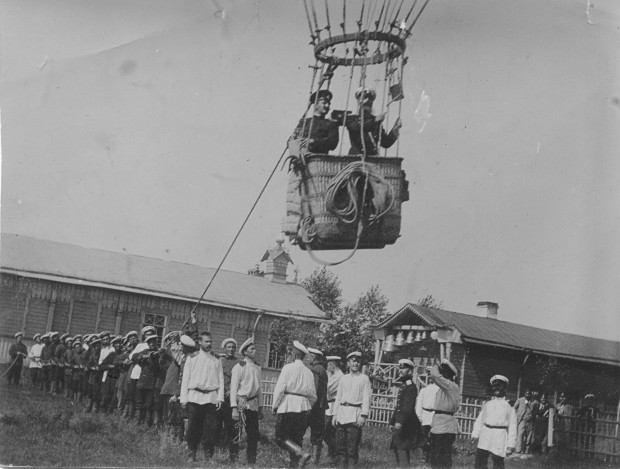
[
  {"x1": 373, "y1": 302, "x2": 620, "y2": 406},
  {"x1": 0, "y1": 233, "x2": 325, "y2": 371}
]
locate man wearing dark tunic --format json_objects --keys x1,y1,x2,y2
[
  {"x1": 217, "y1": 338, "x2": 241, "y2": 451},
  {"x1": 306, "y1": 347, "x2": 329, "y2": 464},
  {"x1": 292, "y1": 89, "x2": 339, "y2": 155},
  {"x1": 7, "y1": 332, "x2": 28, "y2": 386},
  {"x1": 346, "y1": 88, "x2": 402, "y2": 156},
  {"x1": 390, "y1": 358, "x2": 422, "y2": 467}
]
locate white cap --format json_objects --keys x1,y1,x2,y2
[
  {"x1": 326, "y1": 356, "x2": 341, "y2": 362},
  {"x1": 307, "y1": 347, "x2": 323, "y2": 356},
  {"x1": 124, "y1": 330, "x2": 138, "y2": 340},
  {"x1": 293, "y1": 340, "x2": 309, "y2": 355},
  {"x1": 399, "y1": 358, "x2": 415, "y2": 368},
  {"x1": 141, "y1": 325, "x2": 156, "y2": 336},
  {"x1": 490, "y1": 374, "x2": 509, "y2": 385},
  {"x1": 347, "y1": 351, "x2": 362, "y2": 360},
  {"x1": 145, "y1": 335, "x2": 158, "y2": 343},
  {"x1": 239, "y1": 337, "x2": 254, "y2": 355},
  {"x1": 180, "y1": 335, "x2": 196, "y2": 348},
  {"x1": 14, "y1": 331, "x2": 24, "y2": 338},
  {"x1": 221, "y1": 338, "x2": 237, "y2": 349}
]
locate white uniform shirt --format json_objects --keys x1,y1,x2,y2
[
  {"x1": 416, "y1": 383, "x2": 439, "y2": 425},
  {"x1": 129, "y1": 342, "x2": 149, "y2": 379},
  {"x1": 272, "y1": 359, "x2": 317, "y2": 413},
  {"x1": 429, "y1": 370, "x2": 460, "y2": 435},
  {"x1": 29, "y1": 343, "x2": 44, "y2": 368},
  {"x1": 99, "y1": 345, "x2": 115, "y2": 382},
  {"x1": 333, "y1": 372, "x2": 372, "y2": 425},
  {"x1": 325, "y1": 368, "x2": 344, "y2": 416},
  {"x1": 180, "y1": 350, "x2": 225, "y2": 405},
  {"x1": 230, "y1": 359, "x2": 262, "y2": 412},
  {"x1": 472, "y1": 397, "x2": 518, "y2": 457}
]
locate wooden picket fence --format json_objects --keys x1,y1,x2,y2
[{"x1": 260, "y1": 377, "x2": 619, "y2": 464}]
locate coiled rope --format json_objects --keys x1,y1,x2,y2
[
  {"x1": 325, "y1": 161, "x2": 394, "y2": 225},
  {"x1": 233, "y1": 397, "x2": 248, "y2": 445}
]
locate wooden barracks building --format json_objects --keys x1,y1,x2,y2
[{"x1": 0, "y1": 233, "x2": 325, "y2": 368}]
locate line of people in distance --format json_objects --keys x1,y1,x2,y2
[{"x1": 290, "y1": 87, "x2": 403, "y2": 158}]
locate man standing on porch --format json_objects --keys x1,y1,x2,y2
[{"x1": 429, "y1": 360, "x2": 460, "y2": 468}]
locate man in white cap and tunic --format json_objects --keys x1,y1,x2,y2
[
  {"x1": 332, "y1": 351, "x2": 372, "y2": 468},
  {"x1": 471, "y1": 375, "x2": 517, "y2": 469},
  {"x1": 429, "y1": 359, "x2": 460, "y2": 468},
  {"x1": 272, "y1": 340, "x2": 317, "y2": 468},
  {"x1": 230, "y1": 337, "x2": 262, "y2": 465},
  {"x1": 28, "y1": 333, "x2": 44, "y2": 389},
  {"x1": 180, "y1": 330, "x2": 225, "y2": 462},
  {"x1": 324, "y1": 355, "x2": 344, "y2": 462}
]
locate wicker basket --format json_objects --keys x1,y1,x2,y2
[{"x1": 283, "y1": 154, "x2": 409, "y2": 251}]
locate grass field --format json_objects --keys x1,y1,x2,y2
[{"x1": 0, "y1": 376, "x2": 614, "y2": 468}]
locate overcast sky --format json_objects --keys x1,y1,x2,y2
[{"x1": 1, "y1": 0, "x2": 619, "y2": 341}]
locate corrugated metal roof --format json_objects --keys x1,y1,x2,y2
[
  {"x1": 378, "y1": 303, "x2": 620, "y2": 365},
  {"x1": 0, "y1": 233, "x2": 325, "y2": 321}
]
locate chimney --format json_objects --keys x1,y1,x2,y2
[
  {"x1": 260, "y1": 239, "x2": 293, "y2": 284},
  {"x1": 477, "y1": 301, "x2": 499, "y2": 319},
  {"x1": 247, "y1": 264, "x2": 264, "y2": 277}
]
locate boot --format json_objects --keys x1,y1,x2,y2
[
  {"x1": 284, "y1": 440, "x2": 312, "y2": 468},
  {"x1": 138, "y1": 408, "x2": 146, "y2": 426},
  {"x1": 312, "y1": 445, "x2": 322, "y2": 465}
]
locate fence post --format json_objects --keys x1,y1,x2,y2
[{"x1": 547, "y1": 406, "x2": 554, "y2": 448}]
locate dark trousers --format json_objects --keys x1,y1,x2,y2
[
  {"x1": 275, "y1": 411, "x2": 308, "y2": 467},
  {"x1": 125, "y1": 379, "x2": 138, "y2": 415},
  {"x1": 7, "y1": 362, "x2": 23, "y2": 385},
  {"x1": 307, "y1": 406, "x2": 326, "y2": 446},
  {"x1": 186, "y1": 402, "x2": 218, "y2": 458},
  {"x1": 101, "y1": 376, "x2": 118, "y2": 412},
  {"x1": 136, "y1": 387, "x2": 155, "y2": 424},
  {"x1": 335, "y1": 423, "x2": 363, "y2": 468},
  {"x1": 430, "y1": 433, "x2": 456, "y2": 468},
  {"x1": 324, "y1": 415, "x2": 337, "y2": 456},
  {"x1": 421, "y1": 425, "x2": 432, "y2": 461},
  {"x1": 475, "y1": 448, "x2": 505, "y2": 469},
  {"x1": 216, "y1": 396, "x2": 236, "y2": 448},
  {"x1": 232, "y1": 409, "x2": 259, "y2": 464},
  {"x1": 30, "y1": 368, "x2": 40, "y2": 388},
  {"x1": 42, "y1": 366, "x2": 52, "y2": 390}
]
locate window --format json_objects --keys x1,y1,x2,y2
[
  {"x1": 267, "y1": 342, "x2": 286, "y2": 369},
  {"x1": 143, "y1": 312, "x2": 167, "y2": 346}
]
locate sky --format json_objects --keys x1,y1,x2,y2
[{"x1": 1, "y1": 0, "x2": 619, "y2": 341}]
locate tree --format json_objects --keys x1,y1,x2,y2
[
  {"x1": 318, "y1": 285, "x2": 389, "y2": 363},
  {"x1": 301, "y1": 267, "x2": 343, "y2": 319},
  {"x1": 268, "y1": 317, "x2": 320, "y2": 358},
  {"x1": 418, "y1": 293, "x2": 443, "y2": 309}
]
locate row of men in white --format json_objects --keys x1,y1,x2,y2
[{"x1": 272, "y1": 341, "x2": 371, "y2": 468}]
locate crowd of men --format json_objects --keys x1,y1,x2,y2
[{"x1": 5, "y1": 328, "x2": 601, "y2": 468}]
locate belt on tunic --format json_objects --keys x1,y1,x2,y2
[
  {"x1": 284, "y1": 391, "x2": 310, "y2": 398},
  {"x1": 327, "y1": 399, "x2": 335, "y2": 403},
  {"x1": 341, "y1": 402, "x2": 362, "y2": 407},
  {"x1": 239, "y1": 394, "x2": 258, "y2": 401},
  {"x1": 423, "y1": 407, "x2": 434, "y2": 412},
  {"x1": 190, "y1": 387, "x2": 219, "y2": 394},
  {"x1": 484, "y1": 424, "x2": 508, "y2": 430},
  {"x1": 433, "y1": 410, "x2": 455, "y2": 415}
]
